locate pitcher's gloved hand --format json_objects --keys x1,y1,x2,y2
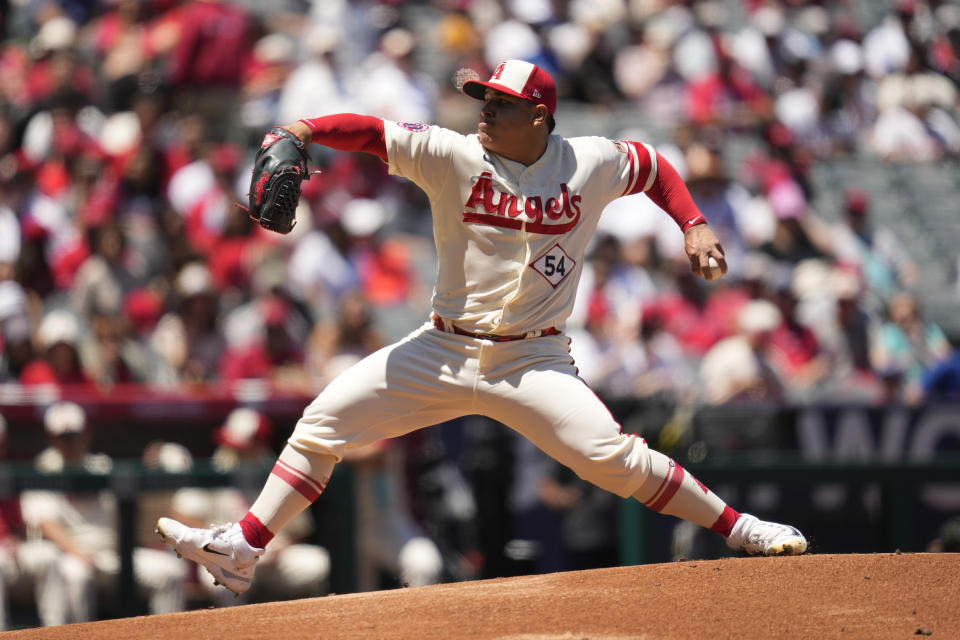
[{"x1": 241, "y1": 127, "x2": 312, "y2": 234}]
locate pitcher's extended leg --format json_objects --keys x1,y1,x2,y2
[
  {"x1": 632, "y1": 449, "x2": 738, "y2": 535},
  {"x1": 158, "y1": 326, "x2": 475, "y2": 592},
  {"x1": 631, "y1": 451, "x2": 807, "y2": 555},
  {"x1": 478, "y1": 338, "x2": 806, "y2": 557},
  {"x1": 241, "y1": 329, "x2": 475, "y2": 544},
  {"x1": 241, "y1": 444, "x2": 336, "y2": 547}
]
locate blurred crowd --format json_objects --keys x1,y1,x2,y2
[
  {"x1": 0, "y1": 0, "x2": 959, "y2": 412},
  {"x1": 0, "y1": 402, "x2": 337, "y2": 628},
  {"x1": 3, "y1": 2, "x2": 960, "y2": 626}
]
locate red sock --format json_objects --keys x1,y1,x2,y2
[
  {"x1": 710, "y1": 505, "x2": 740, "y2": 538},
  {"x1": 238, "y1": 512, "x2": 274, "y2": 548}
]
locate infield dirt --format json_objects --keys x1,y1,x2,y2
[{"x1": 4, "y1": 553, "x2": 957, "y2": 639}]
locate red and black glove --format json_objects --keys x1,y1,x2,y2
[{"x1": 242, "y1": 127, "x2": 312, "y2": 234}]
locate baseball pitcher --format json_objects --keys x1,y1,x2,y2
[{"x1": 158, "y1": 60, "x2": 807, "y2": 595}]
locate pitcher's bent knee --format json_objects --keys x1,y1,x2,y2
[
  {"x1": 287, "y1": 402, "x2": 348, "y2": 462},
  {"x1": 565, "y1": 432, "x2": 653, "y2": 499}
]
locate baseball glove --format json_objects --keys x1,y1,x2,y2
[{"x1": 241, "y1": 127, "x2": 312, "y2": 234}]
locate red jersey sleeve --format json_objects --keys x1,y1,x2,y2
[
  {"x1": 644, "y1": 152, "x2": 706, "y2": 232},
  {"x1": 298, "y1": 114, "x2": 388, "y2": 161}
]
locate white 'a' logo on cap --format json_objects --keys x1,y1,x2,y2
[{"x1": 494, "y1": 60, "x2": 536, "y2": 94}]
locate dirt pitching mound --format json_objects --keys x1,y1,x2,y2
[{"x1": 5, "y1": 553, "x2": 958, "y2": 640}]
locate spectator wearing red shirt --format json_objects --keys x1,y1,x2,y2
[
  {"x1": 162, "y1": 0, "x2": 253, "y2": 139},
  {"x1": 685, "y1": 50, "x2": 772, "y2": 129},
  {"x1": 219, "y1": 294, "x2": 308, "y2": 390},
  {"x1": 166, "y1": 0, "x2": 252, "y2": 90},
  {"x1": 21, "y1": 16, "x2": 94, "y2": 108},
  {"x1": 767, "y1": 279, "x2": 830, "y2": 399},
  {"x1": 653, "y1": 261, "x2": 736, "y2": 359},
  {"x1": 19, "y1": 309, "x2": 92, "y2": 387}
]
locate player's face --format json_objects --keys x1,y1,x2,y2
[{"x1": 478, "y1": 89, "x2": 540, "y2": 159}]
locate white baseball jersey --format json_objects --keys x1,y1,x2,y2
[
  {"x1": 289, "y1": 120, "x2": 664, "y2": 503},
  {"x1": 383, "y1": 121, "x2": 658, "y2": 335}
]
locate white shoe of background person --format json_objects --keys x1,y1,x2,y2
[
  {"x1": 156, "y1": 518, "x2": 264, "y2": 595},
  {"x1": 726, "y1": 513, "x2": 809, "y2": 556}
]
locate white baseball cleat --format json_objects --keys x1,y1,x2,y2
[
  {"x1": 156, "y1": 517, "x2": 264, "y2": 595},
  {"x1": 725, "y1": 513, "x2": 808, "y2": 556}
]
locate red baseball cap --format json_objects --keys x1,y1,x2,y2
[
  {"x1": 844, "y1": 187, "x2": 869, "y2": 213},
  {"x1": 462, "y1": 60, "x2": 557, "y2": 116}
]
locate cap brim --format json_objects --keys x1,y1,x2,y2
[{"x1": 462, "y1": 80, "x2": 527, "y2": 102}]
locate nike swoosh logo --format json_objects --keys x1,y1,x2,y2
[{"x1": 202, "y1": 543, "x2": 231, "y2": 557}]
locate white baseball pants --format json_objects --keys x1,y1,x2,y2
[{"x1": 290, "y1": 322, "x2": 653, "y2": 499}]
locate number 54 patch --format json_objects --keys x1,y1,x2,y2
[{"x1": 530, "y1": 243, "x2": 576, "y2": 288}]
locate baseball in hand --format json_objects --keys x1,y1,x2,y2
[{"x1": 703, "y1": 256, "x2": 723, "y2": 281}]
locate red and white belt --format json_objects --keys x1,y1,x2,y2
[{"x1": 432, "y1": 314, "x2": 561, "y2": 342}]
